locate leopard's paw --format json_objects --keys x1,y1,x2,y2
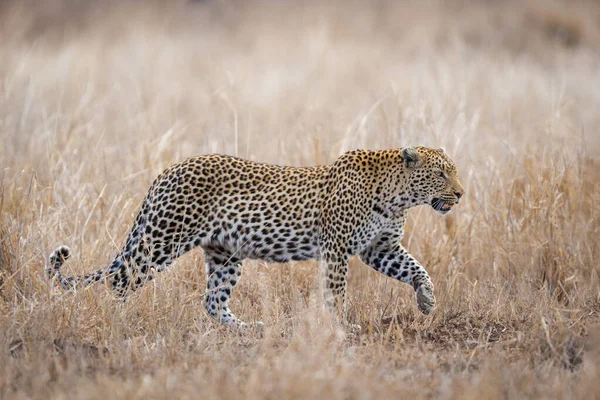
[{"x1": 416, "y1": 284, "x2": 436, "y2": 315}]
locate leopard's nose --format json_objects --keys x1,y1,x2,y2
[{"x1": 454, "y1": 190, "x2": 463, "y2": 203}]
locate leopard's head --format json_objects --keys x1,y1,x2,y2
[{"x1": 402, "y1": 146, "x2": 464, "y2": 215}]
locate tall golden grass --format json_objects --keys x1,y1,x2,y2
[{"x1": 1, "y1": 0, "x2": 600, "y2": 398}]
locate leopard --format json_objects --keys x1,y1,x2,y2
[{"x1": 47, "y1": 146, "x2": 464, "y2": 330}]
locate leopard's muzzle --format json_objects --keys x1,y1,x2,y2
[{"x1": 431, "y1": 198, "x2": 455, "y2": 215}]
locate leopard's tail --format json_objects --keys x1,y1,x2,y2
[{"x1": 46, "y1": 245, "x2": 109, "y2": 290}]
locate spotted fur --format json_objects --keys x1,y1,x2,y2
[{"x1": 46, "y1": 146, "x2": 464, "y2": 329}]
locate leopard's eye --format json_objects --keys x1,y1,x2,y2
[{"x1": 437, "y1": 170, "x2": 446, "y2": 179}]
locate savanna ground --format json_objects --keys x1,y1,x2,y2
[{"x1": 1, "y1": 0, "x2": 600, "y2": 398}]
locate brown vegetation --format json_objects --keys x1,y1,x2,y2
[{"x1": 1, "y1": 0, "x2": 600, "y2": 398}]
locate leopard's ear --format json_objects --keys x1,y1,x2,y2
[
  {"x1": 437, "y1": 147, "x2": 445, "y2": 153},
  {"x1": 402, "y1": 147, "x2": 420, "y2": 169}
]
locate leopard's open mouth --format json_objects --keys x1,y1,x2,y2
[{"x1": 431, "y1": 198, "x2": 455, "y2": 215}]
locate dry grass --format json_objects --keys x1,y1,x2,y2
[{"x1": 1, "y1": 0, "x2": 600, "y2": 398}]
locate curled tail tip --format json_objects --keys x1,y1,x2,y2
[{"x1": 47, "y1": 245, "x2": 71, "y2": 276}]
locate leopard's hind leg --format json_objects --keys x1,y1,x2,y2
[
  {"x1": 202, "y1": 246, "x2": 262, "y2": 330},
  {"x1": 108, "y1": 228, "x2": 200, "y2": 297}
]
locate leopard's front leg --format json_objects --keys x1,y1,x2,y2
[
  {"x1": 322, "y1": 257, "x2": 364, "y2": 333},
  {"x1": 322, "y1": 253, "x2": 349, "y2": 318},
  {"x1": 360, "y1": 245, "x2": 436, "y2": 314},
  {"x1": 319, "y1": 245, "x2": 363, "y2": 332}
]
